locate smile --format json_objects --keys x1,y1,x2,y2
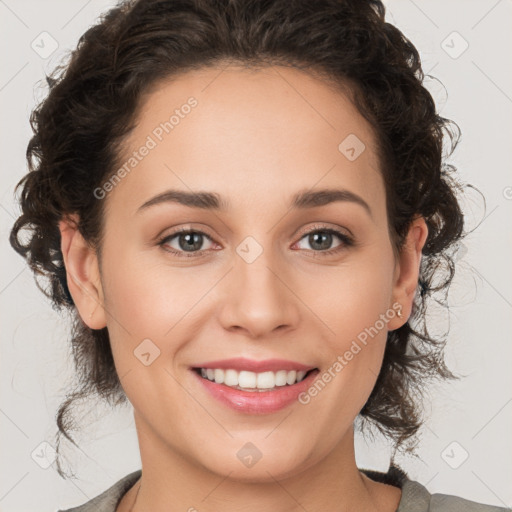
[
  {"x1": 196, "y1": 368, "x2": 312, "y2": 391},
  {"x1": 191, "y1": 358, "x2": 319, "y2": 414}
]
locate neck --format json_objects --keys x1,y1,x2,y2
[{"x1": 123, "y1": 412, "x2": 401, "y2": 512}]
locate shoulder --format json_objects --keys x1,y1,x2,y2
[
  {"x1": 57, "y1": 469, "x2": 141, "y2": 512},
  {"x1": 400, "y1": 478, "x2": 510, "y2": 512},
  {"x1": 360, "y1": 466, "x2": 510, "y2": 512}
]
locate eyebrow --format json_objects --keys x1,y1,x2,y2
[
  {"x1": 137, "y1": 187, "x2": 372, "y2": 217},
  {"x1": 138, "y1": 189, "x2": 226, "y2": 212}
]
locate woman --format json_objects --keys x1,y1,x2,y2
[{"x1": 10, "y1": 0, "x2": 508, "y2": 511}]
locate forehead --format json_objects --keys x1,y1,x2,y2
[{"x1": 107, "y1": 65, "x2": 386, "y2": 222}]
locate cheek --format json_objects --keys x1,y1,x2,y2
[
  {"x1": 100, "y1": 252, "x2": 218, "y2": 373},
  {"x1": 315, "y1": 248, "x2": 396, "y2": 401},
  {"x1": 320, "y1": 252, "x2": 395, "y2": 343},
  {"x1": 102, "y1": 254, "x2": 197, "y2": 331}
]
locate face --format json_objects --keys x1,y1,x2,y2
[{"x1": 61, "y1": 64, "x2": 427, "y2": 482}]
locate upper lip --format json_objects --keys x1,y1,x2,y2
[{"x1": 192, "y1": 357, "x2": 316, "y2": 373}]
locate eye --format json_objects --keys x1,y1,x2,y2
[
  {"x1": 158, "y1": 228, "x2": 216, "y2": 257},
  {"x1": 293, "y1": 225, "x2": 354, "y2": 256},
  {"x1": 157, "y1": 224, "x2": 354, "y2": 258}
]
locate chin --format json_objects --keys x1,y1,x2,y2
[{"x1": 191, "y1": 440, "x2": 316, "y2": 483}]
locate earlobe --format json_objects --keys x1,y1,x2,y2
[
  {"x1": 58, "y1": 214, "x2": 107, "y2": 330},
  {"x1": 388, "y1": 216, "x2": 429, "y2": 330}
]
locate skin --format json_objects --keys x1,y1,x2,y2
[{"x1": 59, "y1": 65, "x2": 428, "y2": 512}]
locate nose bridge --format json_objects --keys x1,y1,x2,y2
[
  {"x1": 219, "y1": 233, "x2": 299, "y2": 336},
  {"x1": 236, "y1": 235, "x2": 280, "y2": 297}
]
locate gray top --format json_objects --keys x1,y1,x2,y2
[{"x1": 57, "y1": 466, "x2": 510, "y2": 512}]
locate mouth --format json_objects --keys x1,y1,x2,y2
[
  {"x1": 190, "y1": 358, "x2": 319, "y2": 414},
  {"x1": 193, "y1": 367, "x2": 317, "y2": 392}
]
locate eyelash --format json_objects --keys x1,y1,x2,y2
[{"x1": 157, "y1": 224, "x2": 354, "y2": 258}]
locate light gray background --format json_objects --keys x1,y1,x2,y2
[{"x1": 1, "y1": 1, "x2": 511, "y2": 511}]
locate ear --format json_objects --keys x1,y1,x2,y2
[
  {"x1": 387, "y1": 216, "x2": 428, "y2": 330},
  {"x1": 58, "y1": 214, "x2": 107, "y2": 330}
]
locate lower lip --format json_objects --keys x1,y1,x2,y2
[{"x1": 193, "y1": 369, "x2": 319, "y2": 414}]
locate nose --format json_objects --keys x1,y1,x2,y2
[{"x1": 217, "y1": 246, "x2": 301, "y2": 339}]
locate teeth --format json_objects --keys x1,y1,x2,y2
[
  {"x1": 224, "y1": 369, "x2": 238, "y2": 386},
  {"x1": 286, "y1": 370, "x2": 297, "y2": 385},
  {"x1": 199, "y1": 368, "x2": 311, "y2": 390},
  {"x1": 296, "y1": 370, "x2": 307, "y2": 382},
  {"x1": 256, "y1": 371, "x2": 274, "y2": 389},
  {"x1": 275, "y1": 370, "x2": 288, "y2": 386},
  {"x1": 238, "y1": 370, "x2": 257, "y2": 388},
  {"x1": 214, "y1": 369, "x2": 224, "y2": 384}
]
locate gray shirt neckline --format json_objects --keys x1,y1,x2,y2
[{"x1": 57, "y1": 466, "x2": 509, "y2": 512}]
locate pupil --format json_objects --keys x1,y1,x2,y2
[
  {"x1": 310, "y1": 232, "x2": 332, "y2": 250},
  {"x1": 180, "y1": 233, "x2": 202, "y2": 251}
]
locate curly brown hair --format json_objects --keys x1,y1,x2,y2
[{"x1": 10, "y1": 0, "x2": 466, "y2": 478}]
